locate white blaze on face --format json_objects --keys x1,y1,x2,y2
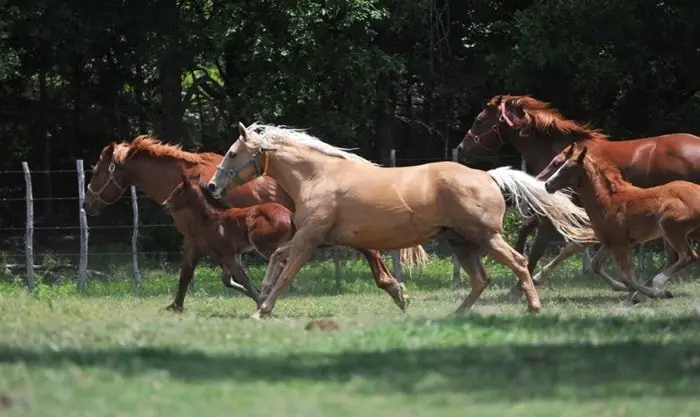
[{"x1": 546, "y1": 161, "x2": 570, "y2": 189}]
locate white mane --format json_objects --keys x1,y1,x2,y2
[{"x1": 247, "y1": 123, "x2": 379, "y2": 166}]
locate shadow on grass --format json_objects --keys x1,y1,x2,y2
[{"x1": 0, "y1": 315, "x2": 698, "y2": 401}]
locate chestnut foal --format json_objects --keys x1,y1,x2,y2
[
  {"x1": 162, "y1": 172, "x2": 295, "y2": 305},
  {"x1": 540, "y1": 143, "x2": 700, "y2": 302}
]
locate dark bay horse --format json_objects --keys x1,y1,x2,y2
[
  {"x1": 162, "y1": 171, "x2": 297, "y2": 305},
  {"x1": 458, "y1": 94, "x2": 700, "y2": 297},
  {"x1": 84, "y1": 136, "x2": 426, "y2": 311},
  {"x1": 540, "y1": 143, "x2": 700, "y2": 302}
]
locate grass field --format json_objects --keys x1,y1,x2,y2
[{"x1": 0, "y1": 255, "x2": 699, "y2": 417}]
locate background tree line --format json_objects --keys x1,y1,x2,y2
[{"x1": 1, "y1": 0, "x2": 699, "y2": 254}]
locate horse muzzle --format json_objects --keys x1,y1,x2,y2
[{"x1": 544, "y1": 180, "x2": 557, "y2": 194}]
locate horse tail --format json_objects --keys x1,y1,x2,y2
[
  {"x1": 399, "y1": 245, "x2": 430, "y2": 268},
  {"x1": 486, "y1": 166, "x2": 598, "y2": 244}
]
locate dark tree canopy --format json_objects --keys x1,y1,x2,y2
[{"x1": 1, "y1": 0, "x2": 699, "y2": 251}]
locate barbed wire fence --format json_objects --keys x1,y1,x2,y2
[{"x1": 0, "y1": 149, "x2": 623, "y2": 294}]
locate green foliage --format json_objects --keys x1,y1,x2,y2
[{"x1": 1, "y1": 0, "x2": 700, "y2": 251}]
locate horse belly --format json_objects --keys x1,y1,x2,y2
[{"x1": 332, "y1": 207, "x2": 441, "y2": 250}]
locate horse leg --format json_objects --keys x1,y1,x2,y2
[
  {"x1": 610, "y1": 247, "x2": 672, "y2": 299},
  {"x1": 442, "y1": 231, "x2": 489, "y2": 314},
  {"x1": 258, "y1": 243, "x2": 293, "y2": 306},
  {"x1": 514, "y1": 215, "x2": 540, "y2": 254},
  {"x1": 533, "y1": 241, "x2": 591, "y2": 284},
  {"x1": 631, "y1": 236, "x2": 697, "y2": 304},
  {"x1": 166, "y1": 239, "x2": 201, "y2": 312},
  {"x1": 223, "y1": 254, "x2": 261, "y2": 305},
  {"x1": 253, "y1": 232, "x2": 322, "y2": 319},
  {"x1": 661, "y1": 239, "x2": 680, "y2": 270},
  {"x1": 218, "y1": 264, "x2": 249, "y2": 295},
  {"x1": 589, "y1": 246, "x2": 632, "y2": 291},
  {"x1": 358, "y1": 248, "x2": 409, "y2": 312},
  {"x1": 485, "y1": 232, "x2": 542, "y2": 313},
  {"x1": 502, "y1": 218, "x2": 558, "y2": 302},
  {"x1": 504, "y1": 240, "x2": 591, "y2": 302}
]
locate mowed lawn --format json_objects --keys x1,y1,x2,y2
[{"x1": 0, "y1": 256, "x2": 699, "y2": 417}]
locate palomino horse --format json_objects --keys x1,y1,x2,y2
[
  {"x1": 540, "y1": 142, "x2": 700, "y2": 302},
  {"x1": 161, "y1": 171, "x2": 297, "y2": 305},
  {"x1": 206, "y1": 123, "x2": 595, "y2": 319},
  {"x1": 84, "y1": 136, "x2": 427, "y2": 312},
  {"x1": 458, "y1": 94, "x2": 700, "y2": 298}
]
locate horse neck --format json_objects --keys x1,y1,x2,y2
[
  {"x1": 185, "y1": 187, "x2": 224, "y2": 224},
  {"x1": 577, "y1": 158, "x2": 631, "y2": 220},
  {"x1": 264, "y1": 146, "x2": 322, "y2": 201},
  {"x1": 507, "y1": 129, "x2": 605, "y2": 173},
  {"x1": 123, "y1": 154, "x2": 196, "y2": 204}
]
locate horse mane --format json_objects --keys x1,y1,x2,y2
[
  {"x1": 112, "y1": 135, "x2": 204, "y2": 164},
  {"x1": 248, "y1": 123, "x2": 379, "y2": 166},
  {"x1": 493, "y1": 95, "x2": 608, "y2": 142}
]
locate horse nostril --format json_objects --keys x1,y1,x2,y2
[{"x1": 207, "y1": 182, "x2": 216, "y2": 192}]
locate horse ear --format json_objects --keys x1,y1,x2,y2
[
  {"x1": 577, "y1": 145, "x2": 588, "y2": 162},
  {"x1": 563, "y1": 143, "x2": 576, "y2": 157},
  {"x1": 238, "y1": 122, "x2": 248, "y2": 142},
  {"x1": 180, "y1": 170, "x2": 190, "y2": 185},
  {"x1": 102, "y1": 143, "x2": 116, "y2": 160}
]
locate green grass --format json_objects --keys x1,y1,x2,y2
[{"x1": 0, "y1": 254, "x2": 699, "y2": 417}]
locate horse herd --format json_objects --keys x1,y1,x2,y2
[{"x1": 83, "y1": 94, "x2": 700, "y2": 319}]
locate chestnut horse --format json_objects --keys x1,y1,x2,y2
[
  {"x1": 162, "y1": 171, "x2": 297, "y2": 305},
  {"x1": 540, "y1": 143, "x2": 700, "y2": 302},
  {"x1": 206, "y1": 123, "x2": 594, "y2": 319},
  {"x1": 458, "y1": 94, "x2": 700, "y2": 298},
  {"x1": 84, "y1": 136, "x2": 427, "y2": 312}
]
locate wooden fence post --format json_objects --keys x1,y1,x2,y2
[
  {"x1": 130, "y1": 185, "x2": 141, "y2": 290},
  {"x1": 76, "y1": 160, "x2": 89, "y2": 289},
  {"x1": 389, "y1": 149, "x2": 403, "y2": 281},
  {"x1": 21, "y1": 162, "x2": 35, "y2": 291},
  {"x1": 451, "y1": 148, "x2": 461, "y2": 289}
]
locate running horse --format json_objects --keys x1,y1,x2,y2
[
  {"x1": 540, "y1": 142, "x2": 700, "y2": 302},
  {"x1": 457, "y1": 94, "x2": 700, "y2": 299},
  {"x1": 206, "y1": 123, "x2": 594, "y2": 319},
  {"x1": 83, "y1": 136, "x2": 427, "y2": 312}
]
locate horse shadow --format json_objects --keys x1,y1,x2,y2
[{"x1": 0, "y1": 314, "x2": 698, "y2": 402}]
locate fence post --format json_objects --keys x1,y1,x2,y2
[
  {"x1": 76, "y1": 160, "x2": 89, "y2": 289},
  {"x1": 21, "y1": 162, "x2": 35, "y2": 291},
  {"x1": 451, "y1": 148, "x2": 461, "y2": 289},
  {"x1": 389, "y1": 149, "x2": 403, "y2": 281},
  {"x1": 130, "y1": 185, "x2": 141, "y2": 290}
]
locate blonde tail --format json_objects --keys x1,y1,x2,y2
[
  {"x1": 399, "y1": 245, "x2": 429, "y2": 268},
  {"x1": 487, "y1": 167, "x2": 598, "y2": 244}
]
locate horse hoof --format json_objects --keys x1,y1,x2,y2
[
  {"x1": 165, "y1": 304, "x2": 183, "y2": 313},
  {"x1": 663, "y1": 290, "x2": 674, "y2": 299},
  {"x1": 250, "y1": 311, "x2": 264, "y2": 320},
  {"x1": 527, "y1": 304, "x2": 542, "y2": 314}
]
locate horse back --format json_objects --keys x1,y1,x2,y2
[{"x1": 600, "y1": 133, "x2": 700, "y2": 186}]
